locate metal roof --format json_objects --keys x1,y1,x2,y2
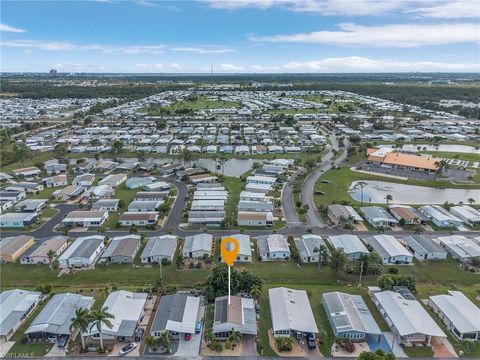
[
  {"x1": 150, "y1": 294, "x2": 199, "y2": 334},
  {"x1": 101, "y1": 235, "x2": 140, "y2": 259},
  {"x1": 0, "y1": 289, "x2": 41, "y2": 336},
  {"x1": 402, "y1": 235, "x2": 445, "y2": 255},
  {"x1": 268, "y1": 287, "x2": 318, "y2": 334},
  {"x1": 328, "y1": 234, "x2": 369, "y2": 256},
  {"x1": 295, "y1": 235, "x2": 326, "y2": 259},
  {"x1": 213, "y1": 296, "x2": 256, "y2": 335},
  {"x1": 364, "y1": 235, "x2": 412, "y2": 259},
  {"x1": 184, "y1": 233, "x2": 213, "y2": 253},
  {"x1": 26, "y1": 293, "x2": 94, "y2": 336},
  {"x1": 58, "y1": 236, "x2": 104, "y2": 262},
  {"x1": 141, "y1": 235, "x2": 177, "y2": 259},
  {"x1": 221, "y1": 234, "x2": 251, "y2": 257}
]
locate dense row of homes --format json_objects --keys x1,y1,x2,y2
[
  {"x1": 2, "y1": 284, "x2": 479, "y2": 354},
  {"x1": 326, "y1": 203, "x2": 480, "y2": 230}
]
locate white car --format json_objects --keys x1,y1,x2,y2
[{"x1": 119, "y1": 342, "x2": 137, "y2": 356}]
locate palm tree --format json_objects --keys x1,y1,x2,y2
[
  {"x1": 70, "y1": 308, "x2": 90, "y2": 350},
  {"x1": 468, "y1": 198, "x2": 475, "y2": 206},
  {"x1": 314, "y1": 244, "x2": 328, "y2": 270},
  {"x1": 47, "y1": 250, "x2": 56, "y2": 264},
  {"x1": 354, "y1": 181, "x2": 368, "y2": 205},
  {"x1": 89, "y1": 307, "x2": 114, "y2": 350},
  {"x1": 384, "y1": 194, "x2": 393, "y2": 205},
  {"x1": 204, "y1": 328, "x2": 214, "y2": 345},
  {"x1": 250, "y1": 284, "x2": 261, "y2": 301},
  {"x1": 157, "y1": 331, "x2": 170, "y2": 351},
  {"x1": 229, "y1": 329, "x2": 242, "y2": 344}
]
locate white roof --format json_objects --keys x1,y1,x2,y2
[
  {"x1": 374, "y1": 291, "x2": 445, "y2": 337},
  {"x1": 88, "y1": 290, "x2": 147, "y2": 337},
  {"x1": 0, "y1": 289, "x2": 41, "y2": 336},
  {"x1": 269, "y1": 287, "x2": 318, "y2": 334},
  {"x1": 267, "y1": 234, "x2": 289, "y2": 253},
  {"x1": 429, "y1": 291, "x2": 480, "y2": 334},
  {"x1": 366, "y1": 235, "x2": 412, "y2": 258},
  {"x1": 420, "y1": 205, "x2": 462, "y2": 223},
  {"x1": 166, "y1": 296, "x2": 200, "y2": 334},
  {"x1": 222, "y1": 234, "x2": 251, "y2": 257},
  {"x1": 450, "y1": 206, "x2": 480, "y2": 222},
  {"x1": 328, "y1": 234, "x2": 369, "y2": 255},
  {"x1": 437, "y1": 235, "x2": 480, "y2": 259}
]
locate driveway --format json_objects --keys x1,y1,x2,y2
[
  {"x1": 240, "y1": 335, "x2": 257, "y2": 356},
  {"x1": 172, "y1": 301, "x2": 204, "y2": 357},
  {"x1": 45, "y1": 345, "x2": 66, "y2": 357}
]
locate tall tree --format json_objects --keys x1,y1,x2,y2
[
  {"x1": 329, "y1": 248, "x2": 347, "y2": 275},
  {"x1": 70, "y1": 308, "x2": 90, "y2": 350},
  {"x1": 89, "y1": 307, "x2": 114, "y2": 350},
  {"x1": 13, "y1": 142, "x2": 31, "y2": 164},
  {"x1": 111, "y1": 140, "x2": 124, "y2": 154}
]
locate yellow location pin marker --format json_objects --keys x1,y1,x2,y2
[{"x1": 221, "y1": 237, "x2": 239, "y2": 266}]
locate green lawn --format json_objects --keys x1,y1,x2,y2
[
  {"x1": 223, "y1": 175, "x2": 244, "y2": 226},
  {"x1": 421, "y1": 151, "x2": 480, "y2": 163},
  {"x1": 403, "y1": 346, "x2": 434, "y2": 357},
  {"x1": 143, "y1": 95, "x2": 241, "y2": 115}
]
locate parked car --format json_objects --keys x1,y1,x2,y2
[
  {"x1": 57, "y1": 335, "x2": 69, "y2": 348},
  {"x1": 306, "y1": 333, "x2": 316, "y2": 350},
  {"x1": 195, "y1": 322, "x2": 202, "y2": 334},
  {"x1": 184, "y1": 333, "x2": 192, "y2": 341},
  {"x1": 119, "y1": 342, "x2": 137, "y2": 356}
]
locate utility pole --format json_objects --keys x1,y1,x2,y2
[{"x1": 159, "y1": 261, "x2": 163, "y2": 280}]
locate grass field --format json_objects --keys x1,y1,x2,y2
[
  {"x1": 421, "y1": 151, "x2": 480, "y2": 163},
  {"x1": 143, "y1": 95, "x2": 241, "y2": 115}
]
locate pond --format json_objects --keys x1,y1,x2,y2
[
  {"x1": 349, "y1": 180, "x2": 480, "y2": 205},
  {"x1": 77, "y1": 157, "x2": 258, "y2": 177},
  {"x1": 380, "y1": 144, "x2": 480, "y2": 154}
]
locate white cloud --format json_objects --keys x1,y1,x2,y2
[
  {"x1": 205, "y1": 0, "x2": 479, "y2": 18},
  {"x1": 0, "y1": 23, "x2": 26, "y2": 33},
  {"x1": 171, "y1": 46, "x2": 235, "y2": 54},
  {"x1": 249, "y1": 22, "x2": 480, "y2": 47},
  {"x1": 137, "y1": 0, "x2": 159, "y2": 7},
  {"x1": 405, "y1": 0, "x2": 479, "y2": 19},
  {"x1": 280, "y1": 56, "x2": 478, "y2": 72},
  {"x1": 218, "y1": 63, "x2": 244, "y2": 71},
  {"x1": 53, "y1": 62, "x2": 109, "y2": 71}
]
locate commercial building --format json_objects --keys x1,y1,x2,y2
[
  {"x1": 428, "y1": 291, "x2": 480, "y2": 341},
  {"x1": 140, "y1": 235, "x2": 177, "y2": 264},
  {"x1": 367, "y1": 149, "x2": 440, "y2": 173},
  {"x1": 268, "y1": 287, "x2": 318, "y2": 337},
  {"x1": 322, "y1": 292, "x2": 381, "y2": 342}
]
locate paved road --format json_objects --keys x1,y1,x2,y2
[
  {"x1": 301, "y1": 135, "x2": 349, "y2": 228},
  {"x1": 281, "y1": 167, "x2": 304, "y2": 225},
  {"x1": 159, "y1": 176, "x2": 188, "y2": 232}
]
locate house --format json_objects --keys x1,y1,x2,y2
[
  {"x1": 388, "y1": 205, "x2": 428, "y2": 225},
  {"x1": 213, "y1": 296, "x2": 256, "y2": 339},
  {"x1": 25, "y1": 293, "x2": 94, "y2": 343},
  {"x1": 268, "y1": 287, "x2": 318, "y2": 337},
  {"x1": 361, "y1": 206, "x2": 398, "y2": 228},
  {"x1": 62, "y1": 210, "x2": 108, "y2": 228},
  {"x1": 91, "y1": 199, "x2": 119, "y2": 212},
  {"x1": 428, "y1": 291, "x2": 480, "y2": 341},
  {"x1": 257, "y1": 234, "x2": 290, "y2": 261},
  {"x1": 246, "y1": 175, "x2": 276, "y2": 186},
  {"x1": 401, "y1": 235, "x2": 447, "y2": 261},
  {"x1": 189, "y1": 174, "x2": 218, "y2": 184},
  {"x1": 237, "y1": 201, "x2": 273, "y2": 213},
  {"x1": 125, "y1": 176, "x2": 157, "y2": 190},
  {"x1": 322, "y1": 292, "x2": 382, "y2": 342},
  {"x1": 72, "y1": 173, "x2": 95, "y2": 187},
  {"x1": 0, "y1": 200, "x2": 13, "y2": 214},
  {"x1": 237, "y1": 211, "x2": 273, "y2": 227},
  {"x1": 134, "y1": 191, "x2": 168, "y2": 202},
  {"x1": 150, "y1": 294, "x2": 200, "y2": 339},
  {"x1": 12, "y1": 167, "x2": 42, "y2": 180},
  {"x1": 0, "y1": 235, "x2": 35, "y2": 262},
  {"x1": 128, "y1": 200, "x2": 162, "y2": 212},
  {"x1": 20, "y1": 236, "x2": 68, "y2": 264},
  {"x1": 140, "y1": 235, "x2": 177, "y2": 264},
  {"x1": 85, "y1": 290, "x2": 147, "y2": 343},
  {"x1": 99, "y1": 173, "x2": 127, "y2": 188},
  {"x1": 294, "y1": 234, "x2": 327, "y2": 263},
  {"x1": 188, "y1": 211, "x2": 225, "y2": 227},
  {"x1": 0, "y1": 213, "x2": 38, "y2": 228},
  {"x1": 0, "y1": 289, "x2": 41, "y2": 341},
  {"x1": 437, "y1": 235, "x2": 480, "y2": 262},
  {"x1": 367, "y1": 149, "x2": 440, "y2": 173},
  {"x1": 44, "y1": 161, "x2": 67, "y2": 175},
  {"x1": 87, "y1": 185, "x2": 113, "y2": 199},
  {"x1": 74, "y1": 161, "x2": 94, "y2": 173},
  {"x1": 57, "y1": 235, "x2": 105, "y2": 268},
  {"x1": 221, "y1": 234, "x2": 252, "y2": 263},
  {"x1": 327, "y1": 234, "x2": 369, "y2": 260},
  {"x1": 450, "y1": 205, "x2": 480, "y2": 227},
  {"x1": 99, "y1": 235, "x2": 141, "y2": 264},
  {"x1": 245, "y1": 183, "x2": 272, "y2": 193},
  {"x1": 419, "y1": 205, "x2": 463, "y2": 228},
  {"x1": 363, "y1": 235, "x2": 413, "y2": 264},
  {"x1": 327, "y1": 204, "x2": 363, "y2": 226},
  {"x1": 191, "y1": 200, "x2": 225, "y2": 212},
  {"x1": 43, "y1": 174, "x2": 68, "y2": 188},
  {"x1": 144, "y1": 181, "x2": 171, "y2": 191},
  {"x1": 193, "y1": 190, "x2": 228, "y2": 202},
  {"x1": 0, "y1": 190, "x2": 26, "y2": 203},
  {"x1": 52, "y1": 185, "x2": 85, "y2": 201},
  {"x1": 239, "y1": 191, "x2": 266, "y2": 202},
  {"x1": 183, "y1": 233, "x2": 213, "y2": 259},
  {"x1": 372, "y1": 289, "x2": 446, "y2": 346},
  {"x1": 15, "y1": 199, "x2": 47, "y2": 213},
  {"x1": 118, "y1": 212, "x2": 158, "y2": 226},
  {"x1": 6, "y1": 182, "x2": 44, "y2": 194}
]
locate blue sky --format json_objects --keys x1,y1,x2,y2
[{"x1": 1, "y1": 0, "x2": 479, "y2": 73}]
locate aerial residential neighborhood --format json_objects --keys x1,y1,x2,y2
[{"x1": 1, "y1": 1, "x2": 480, "y2": 360}]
